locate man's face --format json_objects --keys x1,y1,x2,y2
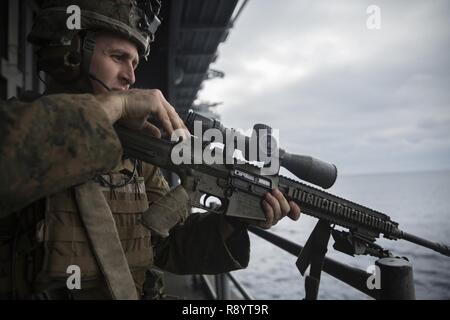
[{"x1": 89, "y1": 34, "x2": 140, "y2": 94}]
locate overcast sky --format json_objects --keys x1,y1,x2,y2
[{"x1": 197, "y1": 0, "x2": 450, "y2": 175}]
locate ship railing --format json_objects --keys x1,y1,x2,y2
[{"x1": 195, "y1": 226, "x2": 416, "y2": 300}]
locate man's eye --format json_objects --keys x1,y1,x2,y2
[{"x1": 112, "y1": 55, "x2": 123, "y2": 62}]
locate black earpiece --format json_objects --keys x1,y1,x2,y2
[{"x1": 66, "y1": 51, "x2": 82, "y2": 66}]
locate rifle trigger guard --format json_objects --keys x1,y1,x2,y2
[{"x1": 198, "y1": 194, "x2": 227, "y2": 214}]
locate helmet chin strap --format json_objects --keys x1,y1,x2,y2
[
  {"x1": 88, "y1": 69, "x2": 138, "y2": 188},
  {"x1": 81, "y1": 31, "x2": 112, "y2": 93},
  {"x1": 88, "y1": 73, "x2": 112, "y2": 92}
]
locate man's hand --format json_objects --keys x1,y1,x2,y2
[
  {"x1": 96, "y1": 89, "x2": 188, "y2": 139},
  {"x1": 223, "y1": 188, "x2": 301, "y2": 237},
  {"x1": 257, "y1": 189, "x2": 301, "y2": 229}
]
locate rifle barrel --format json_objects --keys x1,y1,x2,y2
[{"x1": 400, "y1": 231, "x2": 450, "y2": 257}]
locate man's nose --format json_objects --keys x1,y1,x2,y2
[{"x1": 120, "y1": 62, "x2": 136, "y2": 87}]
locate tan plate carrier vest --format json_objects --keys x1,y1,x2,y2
[{"x1": 37, "y1": 171, "x2": 152, "y2": 294}]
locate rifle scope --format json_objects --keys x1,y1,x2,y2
[{"x1": 184, "y1": 111, "x2": 338, "y2": 189}]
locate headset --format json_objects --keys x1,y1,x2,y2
[{"x1": 36, "y1": 31, "x2": 111, "y2": 91}]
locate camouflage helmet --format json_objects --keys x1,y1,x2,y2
[{"x1": 28, "y1": 0, "x2": 162, "y2": 59}]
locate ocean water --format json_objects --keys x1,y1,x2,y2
[{"x1": 230, "y1": 170, "x2": 450, "y2": 300}]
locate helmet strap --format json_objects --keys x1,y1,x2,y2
[
  {"x1": 82, "y1": 31, "x2": 112, "y2": 92},
  {"x1": 81, "y1": 31, "x2": 96, "y2": 75},
  {"x1": 88, "y1": 73, "x2": 111, "y2": 92}
]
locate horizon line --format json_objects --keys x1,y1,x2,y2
[{"x1": 339, "y1": 167, "x2": 450, "y2": 177}]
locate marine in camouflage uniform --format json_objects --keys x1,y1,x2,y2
[{"x1": 0, "y1": 0, "x2": 250, "y2": 299}]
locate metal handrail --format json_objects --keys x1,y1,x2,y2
[
  {"x1": 197, "y1": 226, "x2": 376, "y2": 299},
  {"x1": 197, "y1": 225, "x2": 415, "y2": 300},
  {"x1": 248, "y1": 226, "x2": 378, "y2": 299},
  {"x1": 200, "y1": 275, "x2": 217, "y2": 300},
  {"x1": 225, "y1": 272, "x2": 254, "y2": 300},
  {"x1": 198, "y1": 273, "x2": 254, "y2": 300}
]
